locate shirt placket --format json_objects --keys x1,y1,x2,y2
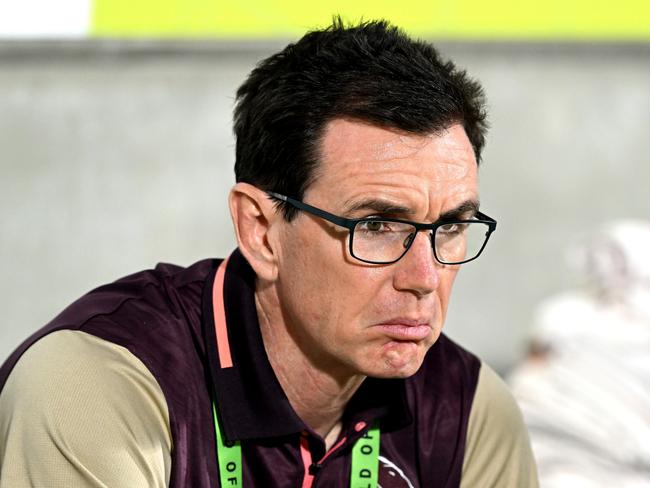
[{"x1": 299, "y1": 419, "x2": 373, "y2": 488}]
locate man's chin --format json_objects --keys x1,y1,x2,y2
[{"x1": 367, "y1": 341, "x2": 426, "y2": 378}]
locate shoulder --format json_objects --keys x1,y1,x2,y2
[
  {"x1": 460, "y1": 361, "x2": 539, "y2": 488},
  {"x1": 0, "y1": 330, "x2": 171, "y2": 487},
  {"x1": 46, "y1": 259, "x2": 216, "y2": 335}
]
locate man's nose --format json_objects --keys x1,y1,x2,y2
[{"x1": 392, "y1": 231, "x2": 440, "y2": 297}]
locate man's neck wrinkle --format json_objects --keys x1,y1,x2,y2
[{"x1": 254, "y1": 286, "x2": 364, "y2": 442}]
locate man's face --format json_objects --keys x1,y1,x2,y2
[{"x1": 272, "y1": 119, "x2": 479, "y2": 379}]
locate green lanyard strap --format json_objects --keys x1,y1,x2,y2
[
  {"x1": 212, "y1": 402, "x2": 243, "y2": 486},
  {"x1": 212, "y1": 401, "x2": 380, "y2": 487},
  {"x1": 350, "y1": 422, "x2": 381, "y2": 488}
]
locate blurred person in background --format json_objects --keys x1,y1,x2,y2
[
  {"x1": 0, "y1": 19, "x2": 537, "y2": 487},
  {"x1": 510, "y1": 220, "x2": 650, "y2": 487}
]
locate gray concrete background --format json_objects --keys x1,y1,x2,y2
[{"x1": 1, "y1": 40, "x2": 649, "y2": 371}]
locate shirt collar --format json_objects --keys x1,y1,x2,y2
[{"x1": 202, "y1": 248, "x2": 412, "y2": 442}]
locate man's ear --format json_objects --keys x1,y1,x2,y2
[{"x1": 229, "y1": 183, "x2": 282, "y2": 282}]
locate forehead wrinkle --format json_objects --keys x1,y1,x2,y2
[
  {"x1": 334, "y1": 148, "x2": 472, "y2": 186},
  {"x1": 339, "y1": 157, "x2": 472, "y2": 188},
  {"x1": 340, "y1": 183, "x2": 479, "y2": 224},
  {"x1": 341, "y1": 169, "x2": 430, "y2": 196},
  {"x1": 319, "y1": 121, "x2": 475, "y2": 187},
  {"x1": 367, "y1": 133, "x2": 429, "y2": 162},
  {"x1": 313, "y1": 121, "x2": 477, "y2": 210},
  {"x1": 321, "y1": 119, "x2": 428, "y2": 163},
  {"x1": 339, "y1": 180, "x2": 429, "y2": 215},
  {"x1": 319, "y1": 159, "x2": 476, "y2": 212},
  {"x1": 343, "y1": 159, "x2": 423, "y2": 180}
]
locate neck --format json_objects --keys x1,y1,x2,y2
[{"x1": 255, "y1": 284, "x2": 365, "y2": 449}]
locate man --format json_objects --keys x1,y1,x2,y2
[{"x1": 0, "y1": 19, "x2": 537, "y2": 487}]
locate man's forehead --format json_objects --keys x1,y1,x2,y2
[{"x1": 317, "y1": 119, "x2": 474, "y2": 183}]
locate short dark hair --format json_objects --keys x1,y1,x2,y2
[{"x1": 234, "y1": 18, "x2": 488, "y2": 220}]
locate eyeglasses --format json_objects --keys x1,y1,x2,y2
[{"x1": 268, "y1": 191, "x2": 497, "y2": 265}]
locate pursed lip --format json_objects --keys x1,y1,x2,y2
[{"x1": 374, "y1": 318, "x2": 432, "y2": 341}]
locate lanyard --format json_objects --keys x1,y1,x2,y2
[{"x1": 212, "y1": 401, "x2": 380, "y2": 487}]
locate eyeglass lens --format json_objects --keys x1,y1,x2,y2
[{"x1": 351, "y1": 220, "x2": 490, "y2": 264}]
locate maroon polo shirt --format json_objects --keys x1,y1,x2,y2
[{"x1": 0, "y1": 248, "x2": 480, "y2": 487}]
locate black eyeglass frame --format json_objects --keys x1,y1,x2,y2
[{"x1": 267, "y1": 191, "x2": 497, "y2": 265}]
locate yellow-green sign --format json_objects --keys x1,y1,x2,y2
[{"x1": 92, "y1": 0, "x2": 650, "y2": 39}]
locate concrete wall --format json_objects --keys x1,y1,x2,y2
[{"x1": 1, "y1": 40, "x2": 649, "y2": 371}]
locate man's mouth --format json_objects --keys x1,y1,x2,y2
[{"x1": 374, "y1": 318, "x2": 432, "y2": 341}]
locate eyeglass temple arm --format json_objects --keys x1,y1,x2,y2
[
  {"x1": 266, "y1": 191, "x2": 355, "y2": 229},
  {"x1": 475, "y1": 211, "x2": 497, "y2": 231}
]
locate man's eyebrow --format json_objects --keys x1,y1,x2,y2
[
  {"x1": 439, "y1": 200, "x2": 480, "y2": 221},
  {"x1": 342, "y1": 198, "x2": 413, "y2": 216},
  {"x1": 342, "y1": 198, "x2": 480, "y2": 220}
]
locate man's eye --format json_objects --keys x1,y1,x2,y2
[
  {"x1": 439, "y1": 223, "x2": 464, "y2": 234},
  {"x1": 360, "y1": 220, "x2": 389, "y2": 232}
]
